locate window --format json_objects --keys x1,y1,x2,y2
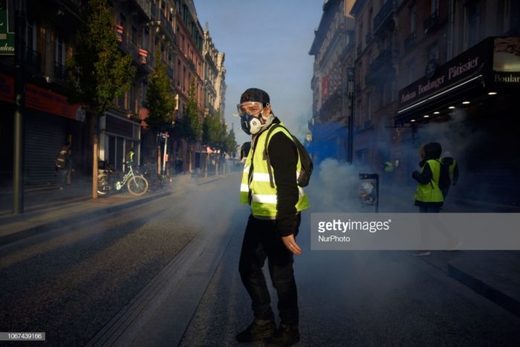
[
  {"x1": 497, "y1": 0, "x2": 511, "y2": 34},
  {"x1": 410, "y1": 4, "x2": 417, "y2": 34},
  {"x1": 55, "y1": 35, "x2": 65, "y2": 67},
  {"x1": 177, "y1": 59, "x2": 181, "y2": 87},
  {"x1": 131, "y1": 26, "x2": 137, "y2": 45},
  {"x1": 367, "y1": 8, "x2": 372, "y2": 33},
  {"x1": 427, "y1": 42, "x2": 439, "y2": 62},
  {"x1": 465, "y1": 1, "x2": 481, "y2": 48},
  {"x1": 406, "y1": 60, "x2": 415, "y2": 84},
  {"x1": 119, "y1": 13, "x2": 126, "y2": 26},
  {"x1": 431, "y1": 0, "x2": 439, "y2": 14},
  {"x1": 141, "y1": 80, "x2": 147, "y2": 103},
  {"x1": 26, "y1": 21, "x2": 37, "y2": 52},
  {"x1": 130, "y1": 83, "x2": 137, "y2": 113}
]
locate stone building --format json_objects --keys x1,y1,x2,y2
[{"x1": 309, "y1": 0, "x2": 356, "y2": 164}]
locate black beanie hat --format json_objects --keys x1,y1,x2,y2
[
  {"x1": 240, "y1": 88, "x2": 270, "y2": 105},
  {"x1": 423, "y1": 142, "x2": 442, "y2": 159}
]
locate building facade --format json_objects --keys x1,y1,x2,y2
[
  {"x1": 1, "y1": 0, "x2": 225, "y2": 197},
  {"x1": 393, "y1": 0, "x2": 520, "y2": 205},
  {"x1": 202, "y1": 26, "x2": 218, "y2": 117},
  {"x1": 311, "y1": 0, "x2": 520, "y2": 206},
  {"x1": 309, "y1": 0, "x2": 356, "y2": 164},
  {"x1": 214, "y1": 51, "x2": 226, "y2": 121},
  {"x1": 0, "y1": 0, "x2": 88, "y2": 186}
]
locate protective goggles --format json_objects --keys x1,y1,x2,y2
[{"x1": 237, "y1": 101, "x2": 264, "y2": 116}]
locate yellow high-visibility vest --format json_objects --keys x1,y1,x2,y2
[
  {"x1": 240, "y1": 124, "x2": 309, "y2": 219},
  {"x1": 415, "y1": 159, "x2": 444, "y2": 203}
]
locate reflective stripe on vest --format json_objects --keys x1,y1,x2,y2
[
  {"x1": 239, "y1": 123, "x2": 309, "y2": 218},
  {"x1": 415, "y1": 159, "x2": 444, "y2": 203}
]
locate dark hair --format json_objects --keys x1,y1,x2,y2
[
  {"x1": 240, "y1": 88, "x2": 270, "y2": 106},
  {"x1": 423, "y1": 142, "x2": 442, "y2": 160}
]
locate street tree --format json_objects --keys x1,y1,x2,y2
[
  {"x1": 202, "y1": 112, "x2": 222, "y2": 148},
  {"x1": 178, "y1": 83, "x2": 201, "y2": 172},
  {"x1": 145, "y1": 54, "x2": 174, "y2": 175},
  {"x1": 202, "y1": 112, "x2": 222, "y2": 175},
  {"x1": 202, "y1": 113, "x2": 237, "y2": 174},
  {"x1": 145, "y1": 53, "x2": 174, "y2": 131},
  {"x1": 225, "y1": 127, "x2": 238, "y2": 157},
  {"x1": 66, "y1": 0, "x2": 135, "y2": 198}
]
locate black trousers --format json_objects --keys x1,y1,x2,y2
[{"x1": 238, "y1": 214, "x2": 301, "y2": 326}]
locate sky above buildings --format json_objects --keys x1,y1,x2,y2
[{"x1": 194, "y1": 0, "x2": 324, "y2": 145}]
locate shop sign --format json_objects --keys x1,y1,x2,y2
[
  {"x1": 398, "y1": 38, "x2": 491, "y2": 108},
  {"x1": 0, "y1": 73, "x2": 81, "y2": 120},
  {"x1": 0, "y1": 0, "x2": 14, "y2": 56},
  {"x1": 493, "y1": 37, "x2": 520, "y2": 85}
]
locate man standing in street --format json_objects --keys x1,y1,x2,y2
[{"x1": 236, "y1": 88, "x2": 309, "y2": 346}]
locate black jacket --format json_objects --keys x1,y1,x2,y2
[{"x1": 254, "y1": 118, "x2": 299, "y2": 236}]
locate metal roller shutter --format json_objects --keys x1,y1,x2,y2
[{"x1": 24, "y1": 112, "x2": 67, "y2": 186}]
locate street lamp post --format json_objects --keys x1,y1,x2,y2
[
  {"x1": 13, "y1": 0, "x2": 26, "y2": 214},
  {"x1": 347, "y1": 67, "x2": 355, "y2": 164}
]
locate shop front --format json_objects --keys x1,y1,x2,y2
[
  {"x1": 0, "y1": 72, "x2": 86, "y2": 186},
  {"x1": 395, "y1": 37, "x2": 520, "y2": 208},
  {"x1": 99, "y1": 112, "x2": 141, "y2": 172}
]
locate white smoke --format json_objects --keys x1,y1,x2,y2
[{"x1": 307, "y1": 159, "x2": 366, "y2": 213}]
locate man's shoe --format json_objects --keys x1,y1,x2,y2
[
  {"x1": 235, "y1": 319, "x2": 275, "y2": 343},
  {"x1": 264, "y1": 324, "x2": 300, "y2": 346}
]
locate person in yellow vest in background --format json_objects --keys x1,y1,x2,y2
[
  {"x1": 236, "y1": 88, "x2": 308, "y2": 346},
  {"x1": 125, "y1": 146, "x2": 135, "y2": 170},
  {"x1": 412, "y1": 142, "x2": 444, "y2": 213}
]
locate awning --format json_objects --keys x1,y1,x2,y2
[{"x1": 395, "y1": 37, "x2": 520, "y2": 125}]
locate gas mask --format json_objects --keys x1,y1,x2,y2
[
  {"x1": 240, "y1": 113, "x2": 263, "y2": 135},
  {"x1": 238, "y1": 101, "x2": 272, "y2": 135}
]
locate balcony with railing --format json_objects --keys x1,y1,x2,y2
[
  {"x1": 120, "y1": 38, "x2": 140, "y2": 63},
  {"x1": 160, "y1": 11, "x2": 176, "y2": 42},
  {"x1": 116, "y1": 25, "x2": 154, "y2": 71},
  {"x1": 366, "y1": 48, "x2": 394, "y2": 84},
  {"x1": 373, "y1": 0, "x2": 395, "y2": 35},
  {"x1": 132, "y1": 0, "x2": 152, "y2": 20}
]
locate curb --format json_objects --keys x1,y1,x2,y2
[
  {"x1": 0, "y1": 191, "x2": 171, "y2": 246},
  {"x1": 448, "y1": 263, "x2": 520, "y2": 318}
]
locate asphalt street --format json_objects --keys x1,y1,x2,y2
[
  {"x1": 1, "y1": 174, "x2": 520, "y2": 346},
  {"x1": 0, "y1": 176, "x2": 235, "y2": 346},
  {"x1": 180, "y1": 210, "x2": 520, "y2": 346}
]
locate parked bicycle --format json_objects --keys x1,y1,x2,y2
[
  {"x1": 140, "y1": 163, "x2": 170, "y2": 192},
  {"x1": 97, "y1": 161, "x2": 149, "y2": 196}
]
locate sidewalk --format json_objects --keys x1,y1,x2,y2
[
  {"x1": 0, "y1": 186, "x2": 168, "y2": 247},
  {"x1": 377, "y1": 185, "x2": 520, "y2": 318},
  {"x1": 0, "y1": 174, "x2": 223, "y2": 245},
  {"x1": 0, "y1": 176, "x2": 93, "y2": 217}
]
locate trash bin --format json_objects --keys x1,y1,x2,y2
[{"x1": 359, "y1": 173, "x2": 379, "y2": 212}]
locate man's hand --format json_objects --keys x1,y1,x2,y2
[{"x1": 281, "y1": 234, "x2": 302, "y2": 255}]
